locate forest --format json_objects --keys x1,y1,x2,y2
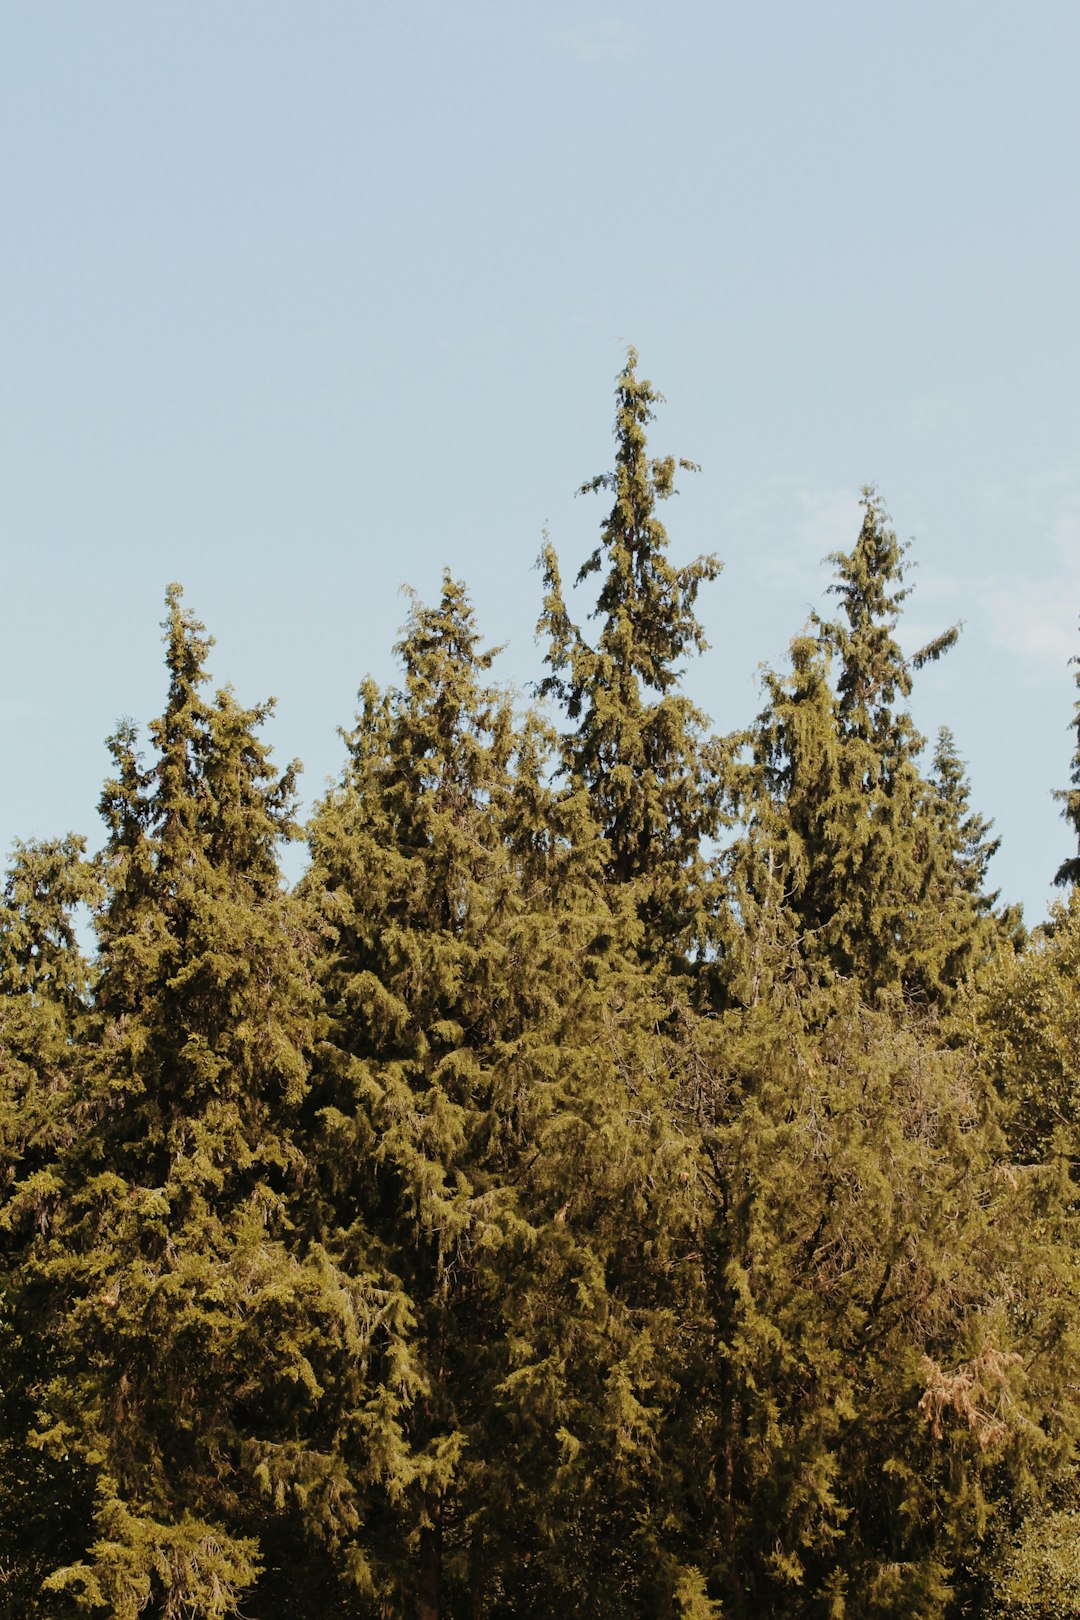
[{"x1": 2, "y1": 351, "x2": 1079, "y2": 1619}]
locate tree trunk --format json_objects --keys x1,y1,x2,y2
[
  {"x1": 418, "y1": 1510, "x2": 441, "y2": 1620},
  {"x1": 468, "y1": 1518, "x2": 485, "y2": 1620}
]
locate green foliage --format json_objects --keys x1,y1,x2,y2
[
  {"x1": 1, "y1": 589, "x2": 397, "y2": 1617},
  {"x1": 305, "y1": 574, "x2": 532, "y2": 1606},
  {"x1": 537, "y1": 346, "x2": 723, "y2": 964},
  {"x1": 1, "y1": 358, "x2": 1078, "y2": 1620},
  {"x1": 978, "y1": 891, "x2": 1080, "y2": 1165},
  {"x1": 306, "y1": 575, "x2": 705, "y2": 1614},
  {"x1": 728, "y1": 490, "x2": 997, "y2": 1009},
  {"x1": 0, "y1": 835, "x2": 99, "y2": 1617},
  {"x1": 678, "y1": 953, "x2": 1074, "y2": 1618},
  {"x1": 985, "y1": 1503, "x2": 1080, "y2": 1618}
]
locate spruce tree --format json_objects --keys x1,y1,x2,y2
[
  {"x1": 307, "y1": 574, "x2": 705, "y2": 1616},
  {"x1": 0, "y1": 837, "x2": 98, "y2": 1616},
  {"x1": 8, "y1": 588, "x2": 407, "y2": 1618},
  {"x1": 537, "y1": 347, "x2": 723, "y2": 965},
  {"x1": 305, "y1": 575, "x2": 525, "y2": 1613},
  {"x1": 927, "y1": 728, "x2": 1000, "y2": 913},
  {"x1": 916, "y1": 727, "x2": 1020, "y2": 987},
  {"x1": 729, "y1": 490, "x2": 985, "y2": 1006},
  {"x1": 694, "y1": 494, "x2": 1071, "y2": 1615}
]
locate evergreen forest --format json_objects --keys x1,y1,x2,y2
[{"x1": 4, "y1": 352, "x2": 1080, "y2": 1619}]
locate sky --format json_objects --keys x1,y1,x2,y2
[{"x1": 2, "y1": 0, "x2": 1078, "y2": 922}]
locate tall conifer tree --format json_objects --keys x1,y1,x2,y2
[
  {"x1": 307, "y1": 574, "x2": 706, "y2": 1616},
  {"x1": 537, "y1": 348, "x2": 723, "y2": 965},
  {"x1": 0, "y1": 837, "x2": 99, "y2": 1615},
  {"x1": 306, "y1": 576, "x2": 528, "y2": 1613},
  {"x1": 8, "y1": 589, "x2": 407, "y2": 1618},
  {"x1": 729, "y1": 490, "x2": 987, "y2": 1005},
  {"x1": 691, "y1": 495, "x2": 1070, "y2": 1615}
]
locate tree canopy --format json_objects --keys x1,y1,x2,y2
[{"x1": 2, "y1": 358, "x2": 1078, "y2": 1620}]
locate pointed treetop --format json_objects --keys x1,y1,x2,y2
[
  {"x1": 819, "y1": 487, "x2": 959, "y2": 739},
  {"x1": 570, "y1": 346, "x2": 715, "y2": 695},
  {"x1": 535, "y1": 351, "x2": 723, "y2": 950}
]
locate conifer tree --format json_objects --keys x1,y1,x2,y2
[
  {"x1": 977, "y1": 887, "x2": 1080, "y2": 1168},
  {"x1": 0, "y1": 836, "x2": 98, "y2": 1615},
  {"x1": 1054, "y1": 627, "x2": 1080, "y2": 888},
  {"x1": 722, "y1": 629, "x2": 840, "y2": 1002},
  {"x1": 927, "y1": 728, "x2": 1000, "y2": 912},
  {"x1": 305, "y1": 575, "x2": 524, "y2": 1613},
  {"x1": 678, "y1": 953, "x2": 1079, "y2": 1618},
  {"x1": 693, "y1": 495, "x2": 1073, "y2": 1616},
  {"x1": 916, "y1": 726, "x2": 1020, "y2": 984},
  {"x1": 6, "y1": 588, "x2": 407, "y2": 1618},
  {"x1": 0, "y1": 836, "x2": 97, "y2": 1197},
  {"x1": 307, "y1": 574, "x2": 706, "y2": 1616},
  {"x1": 537, "y1": 348, "x2": 723, "y2": 964},
  {"x1": 971, "y1": 888, "x2": 1080, "y2": 1615},
  {"x1": 729, "y1": 490, "x2": 984, "y2": 1005}
]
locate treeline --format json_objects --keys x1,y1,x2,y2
[{"x1": 2, "y1": 353, "x2": 1080, "y2": 1619}]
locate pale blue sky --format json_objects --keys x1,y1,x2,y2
[{"x1": 3, "y1": 1, "x2": 1078, "y2": 920}]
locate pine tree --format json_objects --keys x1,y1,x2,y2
[
  {"x1": 0, "y1": 836, "x2": 99, "y2": 1616},
  {"x1": 915, "y1": 727, "x2": 1021, "y2": 987},
  {"x1": 927, "y1": 728, "x2": 1000, "y2": 912},
  {"x1": 305, "y1": 575, "x2": 525, "y2": 1614},
  {"x1": 1054, "y1": 626, "x2": 1080, "y2": 888},
  {"x1": 8, "y1": 588, "x2": 407, "y2": 1618},
  {"x1": 537, "y1": 347, "x2": 723, "y2": 966},
  {"x1": 307, "y1": 574, "x2": 705, "y2": 1616},
  {"x1": 729, "y1": 490, "x2": 984, "y2": 1006}
]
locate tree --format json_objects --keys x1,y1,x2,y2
[
  {"x1": 307, "y1": 574, "x2": 706, "y2": 1616},
  {"x1": 977, "y1": 888, "x2": 1080, "y2": 1171},
  {"x1": 1054, "y1": 625, "x2": 1080, "y2": 888},
  {"x1": 728, "y1": 490, "x2": 985, "y2": 1007},
  {"x1": 305, "y1": 575, "x2": 525, "y2": 1614},
  {"x1": 969, "y1": 889, "x2": 1080, "y2": 1616},
  {"x1": 0, "y1": 836, "x2": 99, "y2": 1616},
  {"x1": 927, "y1": 728, "x2": 1000, "y2": 911},
  {"x1": 7, "y1": 588, "x2": 406, "y2": 1618},
  {"x1": 677, "y1": 950, "x2": 1079, "y2": 1618},
  {"x1": 916, "y1": 726, "x2": 1021, "y2": 989},
  {"x1": 537, "y1": 347, "x2": 723, "y2": 966}
]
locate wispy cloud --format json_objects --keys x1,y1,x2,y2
[
  {"x1": 557, "y1": 21, "x2": 641, "y2": 64},
  {"x1": 740, "y1": 485, "x2": 863, "y2": 596},
  {"x1": 979, "y1": 467, "x2": 1080, "y2": 674}
]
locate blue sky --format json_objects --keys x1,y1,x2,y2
[{"x1": 3, "y1": 1, "x2": 1078, "y2": 920}]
